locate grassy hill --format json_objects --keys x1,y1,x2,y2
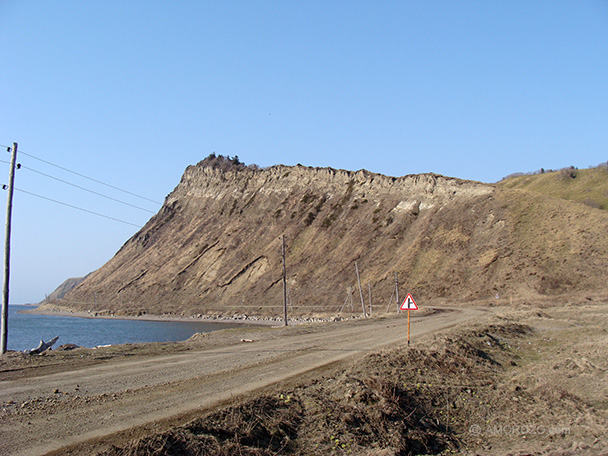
[{"x1": 498, "y1": 165, "x2": 608, "y2": 211}]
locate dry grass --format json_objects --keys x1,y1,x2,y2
[{"x1": 498, "y1": 165, "x2": 608, "y2": 211}]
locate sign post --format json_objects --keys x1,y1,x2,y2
[
  {"x1": 408, "y1": 309, "x2": 410, "y2": 345},
  {"x1": 399, "y1": 293, "x2": 418, "y2": 346}
]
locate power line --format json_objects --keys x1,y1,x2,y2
[
  {"x1": 1, "y1": 144, "x2": 162, "y2": 205},
  {"x1": 17, "y1": 164, "x2": 157, "y2": 214},
  {"x1": 9, "y1": 187, "x2": 143, "y2": 228}
]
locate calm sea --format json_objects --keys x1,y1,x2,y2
[{"x1": 6, "y1": 305, "x2": 241, "y2": 352}]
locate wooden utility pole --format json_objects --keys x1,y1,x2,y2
[
  {"x1": 355, "y1": 262, "x2": 367, "y2": 317},
  {"x1": 394, "y1": 272, "x2": 400, "y2": 312},
  {"x1": 1, "y1": 142, "x2": 17, "y2": 354},
  {"x1": 281, "y1": 235, "x2": 287, "y2": 326}
]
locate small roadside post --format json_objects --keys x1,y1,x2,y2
[{"x1": 399, "y1": 293, "x2": 418, "y2": 346}]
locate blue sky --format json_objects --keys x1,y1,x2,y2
[{"x1": 1, "y1": 1, "x2": 607, "y2": 304}]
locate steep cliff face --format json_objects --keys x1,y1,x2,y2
[{"x1": 56, "y1": 162, "x2": 608, "y2": 316}]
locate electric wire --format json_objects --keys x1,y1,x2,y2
[
  {"x1": 1, "y1": 160, "x2": 157, "y2": 214},
  {"x1": 11, "y1": 187, "x2": 142, "y2": 228},
  {"x1": 1, "y1": 144, "x2": 162, "y2": 205},
  {"x1": 17, "y1": 164, "x2": 156, "y2": 214}
]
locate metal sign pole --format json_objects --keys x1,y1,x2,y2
[
  {"x1": 407, "y1": 309, "x2": 411, "y2": 346},
  {"x1": 400, "y1": 293, "x2": 417, "y2": 348}
]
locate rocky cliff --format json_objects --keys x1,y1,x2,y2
[{"x1": 51, "y1": 160, "x2": 608, "y2": 317}]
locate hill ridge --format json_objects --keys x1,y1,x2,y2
[
  {"x1": 44, "y1": 161, "x2": 607, "y2": 317},
  {"x1": 498, "y1": 165, "x2": 608, "y2": 211}
]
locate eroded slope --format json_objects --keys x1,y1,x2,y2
[{"x1": 49, "y1": 162, "x2": 608, "y2": 317}]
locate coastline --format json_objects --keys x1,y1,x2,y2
[
  {"x1": 19, "y1": 306, "x2": 279, "y2": 327},
  {"x1": 20, "y1": 303, "x2": 441, "y2": 326}
]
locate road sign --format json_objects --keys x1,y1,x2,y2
[
  {"x1": 400, "y1": 293, "x2": 418, "y2": 311},
  {"x1": 400, "y1": 293, "x2": 418, "y2": 347}
]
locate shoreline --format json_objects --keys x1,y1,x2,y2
[
  {"x1": 19, "y1": 302, "x2": 455, "y2": 326},
  {"x1": 18, "y1": 306, "x2": 279, "y2": 327}
]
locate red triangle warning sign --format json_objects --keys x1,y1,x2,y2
[{"x1": 400, "y1": 293, "x2": 418, "y2": 311}]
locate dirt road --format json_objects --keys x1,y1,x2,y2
[{"x1": 0, "y1": 306, "x2": 488, "y2": 455}]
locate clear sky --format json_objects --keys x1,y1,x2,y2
[{"x1": 1, "y1": 1, "x2": 607, "y2": 304}]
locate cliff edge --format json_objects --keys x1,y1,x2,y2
[{"x1": 48, "y1": 159, "x2": 608, "y2": 317}]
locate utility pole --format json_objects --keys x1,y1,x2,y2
[
  {"x1": 355, "y1": 262, "x2": 367, "y2": 317},
  {"x1": 1, "y1": 142, "x2": 17, "y2": 354},
  {"x1": 395, "y1": 271, "x2": 400, "y2": 313},
  {"x1": 281, "y1": 235, "x2": 287, "y2": 326}
]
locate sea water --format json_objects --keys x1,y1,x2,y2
[{"x1": 5, "y1": 305, "x2": 240, "y2": 352}]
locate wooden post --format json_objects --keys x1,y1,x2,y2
[
  {"x1": 355, "y1": 262, "x2": 367, "y2": 317},
  {"x1": 281, "y1": 235, "x2": 287, "y2": 326},
  {"x1": 368, "y1": 283, "x2": 372, "y2": 316},
  {"x1": 394, "y1": 272, "x2": 400, "y2": 313},
  {"x1": 1, "y1": 142, "x2": 17, "y2": 354},
  {"x1": 385, "y1": 289, "x2": 394, "y2": 314}
]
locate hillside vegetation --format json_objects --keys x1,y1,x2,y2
[
  {"x1": 498, "y1": 164, "x2": 608, "y2": 211},
  {"x1": 40, "y1": 159, "x2": 608, "y2": 318}
]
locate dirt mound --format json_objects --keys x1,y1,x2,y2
[
  {"x1": 104, "y1": 396, "x2": 301, "y2": 456},
  {"x1": 101, "y1": 319, "x2": 535, "y2": 455},
  {"x1": 101, "y1": 303, "x2": 608, "y2": 455}
]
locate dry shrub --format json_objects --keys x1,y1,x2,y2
[
  {"x1": 103, "y1": 396, "x2": 301, "y2": 456},
  {"x1": 535, "y1": 384, "x2": 587, "y2": 412},
  {"x1": 187, "y1": 395, "x2": 302, "y2": 452},
  {"x1": 105, "y1": 429, "x2": 219, "y2": 456},
  {"x1": 559, "y1": 166, "x2": 578, "y2": 180},
  {"x1": 102, "y1": 321, "x2": 535, "y2": 456}
]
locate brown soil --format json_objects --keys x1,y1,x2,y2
[
  {"x1": 0, "y1": 305, "x2": 482, "y2": 455},
  {"x1": 2, "y1": 296, "x2": 607, "y2": 455},
  {"x1": 100, "y1": 298, "x2": 608, "y2": 456}
]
